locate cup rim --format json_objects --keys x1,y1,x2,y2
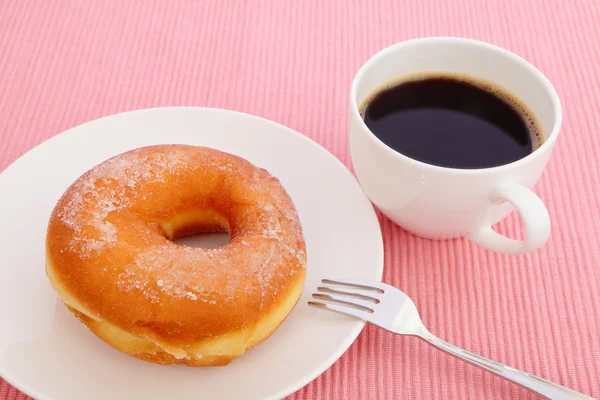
[{"x1": 349, "y1": 36, "x2": 563, "y2": 174}]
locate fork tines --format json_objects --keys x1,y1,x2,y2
[{"x1": 308, "y1": 279, "x2": 385, "y2": 319}]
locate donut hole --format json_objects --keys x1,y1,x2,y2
[
  {"x1": 173, "y1": 232, "x2": 230, "y2": 249},
  {"x1": 160, "y1": 208, "x2": 231, "y2": 249}
]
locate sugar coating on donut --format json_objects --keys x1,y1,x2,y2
[
  {"x1": 59, "y1": 148, "x2": 188, "y2": 237},
  {"x1": 51, "y1": 145, "x2": 306, "y2": 308}
]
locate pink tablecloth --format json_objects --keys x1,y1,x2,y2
[{"x1": 1, "y1": 1, "x2": 599, "y2": 399}]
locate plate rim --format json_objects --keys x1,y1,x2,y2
[{"x1": 0, "y1": 106, "x2": 384, "y2": 400}]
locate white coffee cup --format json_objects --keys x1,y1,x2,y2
[{"x1": 349, "y1": 37, "x2": 562, "y2": 254}]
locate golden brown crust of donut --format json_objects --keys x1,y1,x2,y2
[{"x1": 45, "y1": 145, "x2": 307, "y2": 365}]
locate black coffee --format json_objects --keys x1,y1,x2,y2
[{"x1": 360, "y1": 74, "x2": 542, "y2": 169}]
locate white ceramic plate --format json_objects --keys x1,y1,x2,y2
[{"x1": 0, "y1": 108, "x2": 383, "y2": 400}]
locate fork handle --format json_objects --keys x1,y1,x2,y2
[{"x1": 418, "y1": 329, "x2": 595, "y2": 400}]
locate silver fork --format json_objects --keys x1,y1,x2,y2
[{"x1": 309, "y1": 279, "x2": 594, "y2": 400}]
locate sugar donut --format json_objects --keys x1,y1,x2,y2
[{"x1": 45, "y1": 144, "x2": 307, "y2": 366}]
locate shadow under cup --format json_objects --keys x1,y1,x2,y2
[{"x1": 349, "y1": 37, "x2": 562, "y2": 253}]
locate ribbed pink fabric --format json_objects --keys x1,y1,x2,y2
[{"x1": 1, "y1": 1, "x2": 599, "y2": 399}]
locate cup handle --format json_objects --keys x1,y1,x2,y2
[{"x1": 468, "y1": 183, "x2": 550, "y2": 254}]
